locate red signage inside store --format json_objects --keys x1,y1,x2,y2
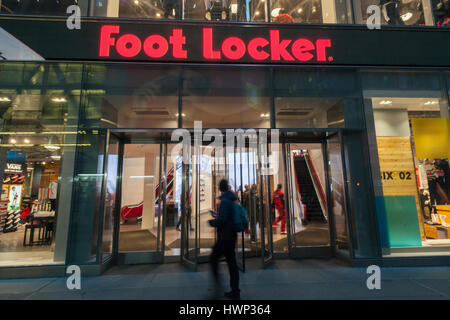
[{"x1": 99, "y1": 25, "x2": 333, "y2": 63}]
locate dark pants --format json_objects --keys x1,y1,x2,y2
[{"x1": 210, "y1": 238, "x2": 239, "y2": 292}]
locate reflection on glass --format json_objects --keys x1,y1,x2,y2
[
  {"x1": 270, "y1": 0, "x2": 350, "y2": 23},
  {"x1": 82, "y1": 64, "x2": 179, "y2": 129},
  {"x1": 274, "y1": 69, "x2": 360, "y2": 129},
  {"x1": 182, "y1": 67, "x2": 271, "y2": 128}
]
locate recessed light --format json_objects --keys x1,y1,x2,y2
[
  {"x1": 51, "y1": 97, "x2": 66, "y2": 103},
  {"x1": 10, "y1": 138, "x2": 16, "y2": 144},
  {"x1": 134, "y1": 0, "x2": 139, "y2": 4},
  {"x1": 44, "y1": 145, "x2": 61, "y2": 151},
  {"x1": 24, "y1": 139, "x2": 30, "y2": 144}
]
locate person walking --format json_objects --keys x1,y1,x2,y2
[
  {"x1": 272, "y1": 184, "x2": 287, "y2": 234},
  {"x1": 209, "y1": 179, "x2": 240, "y2": 300}
]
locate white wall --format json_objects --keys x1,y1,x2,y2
[
  {"x1": 374, "y1": 109, "x2": 410, "y2": 137},
  {"x1": 121, "y1": 157, "x2": 144, "y2": 207}
]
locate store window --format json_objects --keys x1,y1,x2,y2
[
  {"x1": 0, "y1": 0, "x2": 88, "y2": 16},
  {"x1": 434, "y1": 0, "x2": 450, "y2": 26},
  {"x1": 353, "y1": 0, "x2": 438, "y2": 26},
  {"x1": 181, "y1": 66, "x2": 271, "y2": 128},
  {"x1": 269, "y1": 0, "x2": 352, "y2": 23},
  {"x1": 363, "y1": 70, "x2": 450, "y2": 257},
  {"x1": 0, "y1": 62, "x2": 82, "y2": 267},
  {"x1": 273, "y1": 68, "x2": 362, "y2": 129},
  {"x1": 183, "y1": 0, "x2": 267, "y2": 21},
  {"x1": 81, "y1": 64, "x2": 179, "y2": 129},
  {"x1": 91, "y1": 0, "x2": 179, "y2": 19}
]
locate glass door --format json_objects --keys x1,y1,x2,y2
[
  {"x1": 114, "y1": 131, "x2": 167, "y2": 264},
  {"x1": 258, "y1": 138, "x2": 273, "y2": 267},
  {"x1": 99, "y1": 130, "x2": 120, "y2": 264},
  {"x1": 325, "y1": 132, "x2": 352, "y2": 255},
  {"x1": 280, "y1": 133, "x2": 346, "y2": 258},
  {"x1": 181, "y1": 142, "x2": 197, "y2": 269}
]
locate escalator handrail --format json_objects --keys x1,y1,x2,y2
[{"x1": 304, "y1": 153, "x2": 328, "y2": 220}]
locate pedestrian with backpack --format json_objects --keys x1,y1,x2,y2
[{"x1": 209, "y1": 179, "x2": 248, "y2": 300}]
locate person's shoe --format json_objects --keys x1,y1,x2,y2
[{"x1": 224, "y1": 290, "x2": 240, "y2": 300}]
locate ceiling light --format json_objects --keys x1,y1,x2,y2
[
  {"x1": 379, "y1": 100, "x2": 392, "y2": 105},
  {"x1": 156, "y1": 13, "x2": 161, "y2": 17},
  {"x1": 0, "y1": 97, "x2": 11, "y2": 102},
  {"x1": 51, "y1": 97, "x2": 66, "y2": 103},
  {"x1": 401, "y1": 12, "x2": 412, "y2": 21},
  {"x1": 44, "y1": 145, "x2": 61, "y2": 151},
  {"x1": 42, "y1": 161, "x2": 46, "y2": 165},
  {"x1": 24, "y1": 139, "x2": 30, "y2": 144},
  {"x1": 10, "y1": 138, "x2": 16, "y2": 144},
  {"x1": 297, "y1": 8, "x2": 302, "y2": 13},
  {"x1": 255, "y1": 11, "x2": 260, "y2": 15},
  {"x1": 50, "y1": 155, "x2": 61, "y2": 160},
  {"x1": 134, "y1": 0, "x2": 139, "y2": 4}
]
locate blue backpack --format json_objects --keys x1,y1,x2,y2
[{"x1": 232, "y1": 202, "x2": 249, "y2": 232}]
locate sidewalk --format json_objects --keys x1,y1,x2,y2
[{"x1": 0, "y1": 258, "x2": 450, "y2": 300}]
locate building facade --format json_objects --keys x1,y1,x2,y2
[{"x1": 0, "y1": 0, "x2": 449, "y2": 278}]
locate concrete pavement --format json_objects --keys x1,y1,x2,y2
[{"x1": 0, "y1": 258, "x2": 450, "y2": 300}]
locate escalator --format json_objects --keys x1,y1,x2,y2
[{"x1": 293, "y1": 154, "x2": 326, "y2": 223}]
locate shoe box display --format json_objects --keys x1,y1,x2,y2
[
  {"x1": 0, "y1": 200, "x2": 7, "y2": 234},
  {"x1": 2, "y1": 210, "x2": 21, "y2": 233}
]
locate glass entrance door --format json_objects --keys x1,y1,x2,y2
[
  {"x1": 181, "y1": 131, "x2": 270, "y2": 269},
  {"x1": 278, "y1": 131, "x2": 350, "y2": 258},
  {"x1": 113, "y1": 131, "x2": 170, "y2": 264}
]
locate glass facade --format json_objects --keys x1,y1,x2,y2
[
  {"x1": 0, "y1": 60, "x2": 449, "y2": 271},
  {"x1": 363, "y1": 70, "x2": 450, "y2": 257},
  {"x1": 0, "y1": 62, "x2": 82, "y2": 267},
  {"x1": 1, "y1": 0, "x2": 448, "y2": 26}
]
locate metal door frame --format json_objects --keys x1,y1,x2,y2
[
  {"x1": 279, "y1": 130, "x2": 353, "y2": 259},
  {"x1": 107, "y1": 129, "x2": 168, "y2": 265}
]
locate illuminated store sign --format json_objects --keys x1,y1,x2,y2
[
  {"x1": 0, "y1": 18, "x2": 448, "y2": 66},
  {"x1": 5, "y1": 163, "x2": 23, "y2": 173},
  {"x1": 98, "y1": 25, "x2": 333, "y2": 63}
]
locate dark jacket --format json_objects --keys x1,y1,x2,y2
[{"x1": 210, "y1": 190, "x2": 237, "y2": 241}]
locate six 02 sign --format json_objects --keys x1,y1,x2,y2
[{"x1": 98, "y1": 25, "x2": 333, "y2": 63}]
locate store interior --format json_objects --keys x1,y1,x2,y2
[
  {"x1": 116, "y1": 138, "x2": 330, "y2": 257},
  {"x1": 0, "y1": 134, "x2": 63, "y2": 266},
  {"x1": 371, "y1": 96, "x2": 450, "y2": 256}
]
